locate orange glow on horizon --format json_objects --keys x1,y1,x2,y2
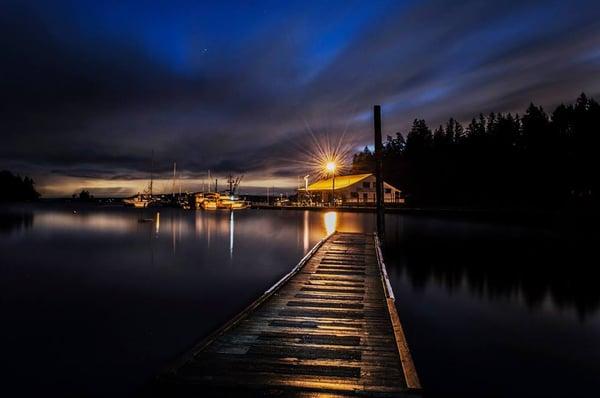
[{"x1": 35, "y1": 175, "x2": 299, "y2": 198}]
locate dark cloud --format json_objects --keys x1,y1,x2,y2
[{"x1": 1, "y1": 0, "x2": 600, "y2": 196}]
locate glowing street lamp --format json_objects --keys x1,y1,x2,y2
[{"x1": 325, "y1": 161, "x2": 336, "y2": 206}]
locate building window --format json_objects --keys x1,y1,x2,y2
[
  {"x1": 385, "y1": 188, "x2": 391, "y2": 194},
  {"x1": 362, "y1": 182, "x2": 370, "y2": 188},
  {"x1": 363, "y1": 193, "x2": 368, "y2": 201},
  {"x1": 350, "y1": 191, "x2": 358, "y2": 198}
]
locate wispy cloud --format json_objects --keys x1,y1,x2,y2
[{"x1": 2, "y1": 0, "x2": 600, "y2": 196}]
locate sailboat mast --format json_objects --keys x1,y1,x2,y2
[
  {"x1": 172, "y1": 162, "x2": 176, "y2": 196},
  {"x1": 150, "y1": 150, "x2": 154, "y2": 197}
]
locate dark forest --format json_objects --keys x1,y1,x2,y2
[
  {"x1": 352, "y1": 94, "x2": 600, "y2": 209},
  {"x1": 0, "y1": 170, "x2": 40, "y2": 202}
]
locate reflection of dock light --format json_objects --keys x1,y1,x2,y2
[
  {"x1": 324, "y1": 211, "x2": 337, "y2": 235},
  {"x1": 155, "y1": 212, "x2": 160, "y2": 235},
  {"x1": 229, "y1": 211, "x2": 234, "y2": 258},
  {"x1": 303, "y1": 210, "x2": 309, "y2": 253}
]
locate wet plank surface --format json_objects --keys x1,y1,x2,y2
[{"x1": 154, "y1": 232, "x2": 420, "y2": 397}]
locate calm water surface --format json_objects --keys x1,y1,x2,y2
[{"x1": 1, "y1": 204, "x2": 599, "y2": 397}]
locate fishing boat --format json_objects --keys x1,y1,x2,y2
[
  {"x1": 194, "y1": 174, "x2": 247, "y2": 211},
  {"x1": 200, "y1": 193, "x2": 219, "y2": 210},
  {"x1": 217, "y1": 194, "x2": 248, "y2": 210},
  {"x1": 216, "y1": 174, "x2": 247, "y2": 210}
]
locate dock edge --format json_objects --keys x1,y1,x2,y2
[
  {"x1": 159, "y1": 230, "x2": 336, "y2": 377},
  {"x1": 374, "y1": 232, "x2": 422, "y2": 391}
]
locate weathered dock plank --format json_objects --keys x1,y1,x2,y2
[{"x1": 153, "y1": 232, "x2": 421, "y2": 397}]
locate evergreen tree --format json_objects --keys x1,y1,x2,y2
[
  {"x1": 0, "y1": 171, "x2": 41, "y2": 201},
  {"x1": 351, "y1": 93, "x2": 600, "y2": 208}
]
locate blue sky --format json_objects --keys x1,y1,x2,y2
[{"x1": 2, "y1": 0, "x2": 600, "y2": 196}]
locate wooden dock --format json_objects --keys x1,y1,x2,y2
[{"x1": 154, "y1": 232, "x2": 421, "y2": 397}]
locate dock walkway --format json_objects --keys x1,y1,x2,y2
[{"x1": 156, "y1": 232, "x2": 420, "y2": 397}]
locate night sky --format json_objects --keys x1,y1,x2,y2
[{"x1": 2, "y1": 0, "x2": 600, "y2": 197}]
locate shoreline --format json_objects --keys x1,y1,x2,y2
[
  {"x1": 3, "y1": 200, "x2": 599, "y2": 230},
  {"x1": 251, "y1": 204, "x2": 600, "y2": 229}
]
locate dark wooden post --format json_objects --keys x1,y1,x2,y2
[
  {"x1": 332, "y1": 172, "x2": 335, "y2": 206},
  {"x1": 374, "y1": 105, "x2": 385, "y2": 239}
]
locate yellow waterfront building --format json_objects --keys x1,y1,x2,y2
[{"x1": 299, "y1": 173, "x2": 403, "y2": 205}]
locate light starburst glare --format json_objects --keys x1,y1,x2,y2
[{"x1": 294, "y1": 132, "x2": 353, "y2": 180}]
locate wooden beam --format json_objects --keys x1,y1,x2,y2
[{"x1": 374, "y1": 105, "x2": 385, "y2": 239}]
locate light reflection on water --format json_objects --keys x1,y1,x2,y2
[
  {"x1": 303, "y1": 210, "x2": 309, "y2": 253},
  {"x1": 1, "y1": 204, "x2": 600, "y2": 397},
  {"x1": 155, "y1": 212, "x2": 160, "y2": 235},
  {"x1": 230, "y1": 211, "x2": 234, "y2": 258},
  {"x1": 35, "y1": 211, "x2": 136, "y2": 232},
  {"x1": 324, "y1": 211, "x2": 337, "y2": 235},
  {"x1": 1, "y1": 205, "x2": 346, "y2": 397}
]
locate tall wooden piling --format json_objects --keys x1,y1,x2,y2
[{"x1": 374, "y1": 105, "x2": 385, "y2": 239}]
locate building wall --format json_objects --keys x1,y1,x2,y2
[{"x1": 308, "y1": 175, "x2": 403, "y2": 204}]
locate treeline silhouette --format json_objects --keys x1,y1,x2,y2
[
  {"x1": 73, "y1": 190, "x2": 94, "y2": 201},
  {"x1": 352, "y1": 93, "x2": 600, "y2": 209},
  {"x1": 0, "y1": 170, "x2": 40, "y2": 202}
]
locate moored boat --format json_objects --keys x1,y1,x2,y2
[
  {"x1": 217, "y1": 195, "x2": 248, "y2": 210},
  {"x1": 200, "y1": 193, "x2": 219, "y2": 210},
  {"x1": 124, "y1": 152, "x2": 155, "y2": 208},
  {"x1": 123, "y1": 194, "x2": 151, "y2": 208}
]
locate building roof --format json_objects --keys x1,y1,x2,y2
[{"x1": 304, "y1": 173, "x2": 372, "y2": 191}]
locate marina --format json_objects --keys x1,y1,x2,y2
[
  {"x1": 123, "y1": 173, "x2": 249, "y2": 211},
  {"x1": 4, "y1": 1, "x2": 600, "y2": 396}
]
